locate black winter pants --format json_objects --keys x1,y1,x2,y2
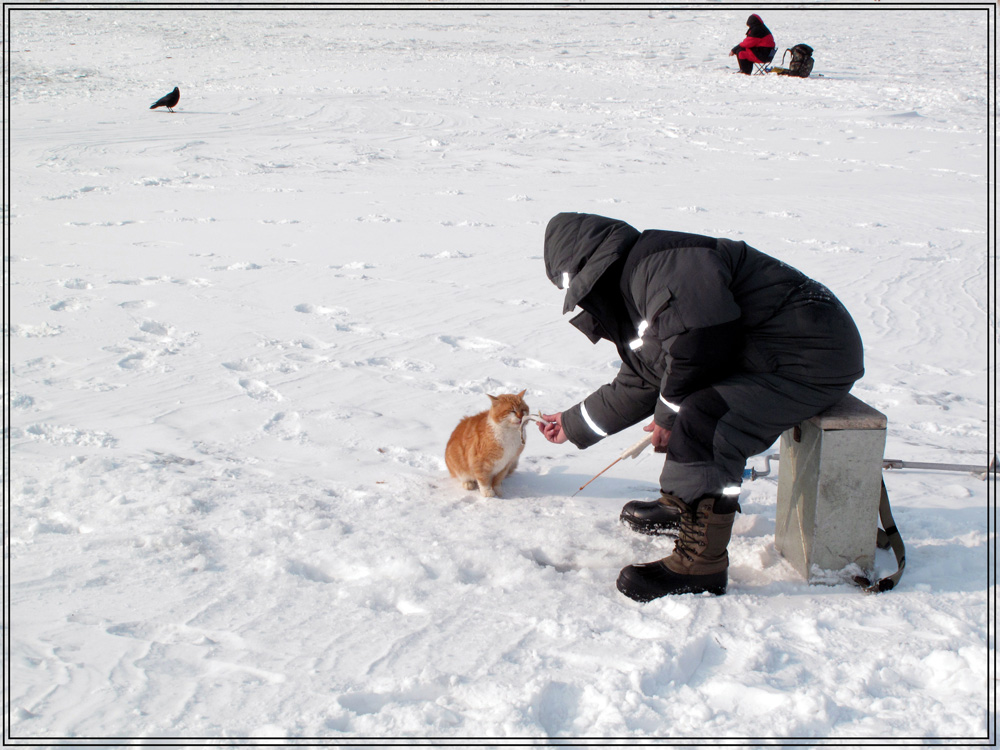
[
  {"x1": 658, "y1": 374, "x2": 854, "y2": 503},
  {"x1": 658, "y1": 287, "x2": 864, "y2": 504}
]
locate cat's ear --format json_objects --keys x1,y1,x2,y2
[
  {"x1": 516, "y1": 389, "x2": 526, "y2": 399},
  {"x1": 487, "y1": 394, "x2": 498, "y2": 403}
]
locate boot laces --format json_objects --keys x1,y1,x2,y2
[{"x1": 672, "y1": 502, "x2": 710, "y2": 563}]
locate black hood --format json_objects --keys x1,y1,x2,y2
[
  {"x1": 543, "y1": 212, "x2": 641, "y2": 314},
  {"x1": 746, "y1": 14, "x2": 770, "y2": 36}
]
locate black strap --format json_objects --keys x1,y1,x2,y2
[{"x1": 853, "y1": 478, "x2": 906, "y2": 593}]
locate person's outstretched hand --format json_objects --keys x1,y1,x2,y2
[{"x1": 538, "y1": 412, "x2": 568, "y2": 444}]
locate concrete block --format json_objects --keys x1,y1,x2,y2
[{"x1": 775, "y1": 394, "x2": 887, "y2": 583}]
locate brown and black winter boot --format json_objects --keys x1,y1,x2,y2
[
  {"x1": 619, "y1": 492, "x2": 686, "y2": 535},
  {"x1": 616, "y1": 494, "x2": 739, "y2": 602}
]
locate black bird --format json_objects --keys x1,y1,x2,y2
[{"x1": 150, "y1": 87, "x2": 180, "y2": 112}]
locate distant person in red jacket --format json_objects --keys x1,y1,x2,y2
[{"x1": 729, "y1": 14, "x2": 775, "y2": 75}]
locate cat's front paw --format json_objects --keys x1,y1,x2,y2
[{"x1": 478, "y1": 484, "x2": 496, "y2": 498}]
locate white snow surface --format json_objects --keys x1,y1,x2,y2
[{"x1": 5, "y1": 5, "x2": 994, "y2": 743}]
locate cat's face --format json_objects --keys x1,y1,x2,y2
[{"x1": 488, "y1": 390, "x2": 529, "y2": 426}]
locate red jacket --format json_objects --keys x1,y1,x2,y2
[{"x1": 733, "y1": 14, "x2": 775, "y2": 63}]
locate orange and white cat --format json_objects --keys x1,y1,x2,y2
[{"x1": 445, "y1": 390, "x2": 529, "y2": 498}]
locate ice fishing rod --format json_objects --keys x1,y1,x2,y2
[
  {"x1": 573, "y1": 436, "x2": 997, "y2": 496},
  {"x1": 572, "y1": 434, "x2": 653, "y2": 497},
  {"x1": 746, "y1": 454, "x2": 998, "y2": 481}
]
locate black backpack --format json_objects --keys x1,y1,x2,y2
[{"x1": 779, "y1": 44, "x2": 814, "y2": 78}]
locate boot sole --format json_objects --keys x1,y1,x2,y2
[{"x1": 616, "y1": 568, "x2": 727, "y2": 602}]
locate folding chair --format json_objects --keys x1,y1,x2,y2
[{"x1": 753, "y1": 46, "x2": 777, "y2": 75}]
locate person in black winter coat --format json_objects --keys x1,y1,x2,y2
[{"x1": 537, "y1": 213, "x2": 864, "y2": 601}]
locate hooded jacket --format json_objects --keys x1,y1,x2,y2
[
  {"x1": 544, "y1": 213, "x2": 864, "y2": 449},
  {"x1": 732, "y1": 14, "x2": 775, "y2": 64}
]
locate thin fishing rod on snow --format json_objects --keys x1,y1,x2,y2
[
  {"x1": 571, "y1": 433, "x2": 653, "y2": 497},
  {"x1": 572, "y1": 436, "x2": 997, "y2": 496},
  {"x1": 745, "y1": 454, "x2": 998, "y2": 481}
]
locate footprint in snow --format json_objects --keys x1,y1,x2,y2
[
  {"x1": 353, "y1": 356, "x2": 435, "y2": 373},
  {"x1": 106, "y1": 621, "x2": 248, "y2": 651},
  {"x1": 222, "y1": 356, "x2": 298, "y2": 375},
  {"x1": 381, "y1": 445, "x2": 445, "y2": 472},
  {"x1": 110, "y1": 276, "x2": 211, "y2": 287},
  {"x1": 419, "y1": 250, "x2": 471, "y2": 259},
  {"x1": 67, "y1": 219, "x2": 138, "y2": 227},
  {"x1": 114, "y1": 319, "x2": 194, "y2": 371},
  {"x1": 356, "y1": 214, "x2": 399, "y2": 223},
  {"x1": 49, "y1": 299, "x2": 85, "y2": 312},
  {"x1": 211, "y1": 262, "x2": 264, "y2": 271},
  {"x1": 285, "y1": 559, "x2": 336, "y2": 584},
  {"x1": 13, "y1": 423, "x2": 117, "y2": 448},
  {"x1": 117, "y1": 351, "x2": 153, "y2": 371},
  {"x1": 331, "y1": 262, "x2": 376, "y2": 279},
  {"x1": 500, "y1": 356, "x2": 547, "y2": 369},
  {"x1": 294, "y1": 303, "x2": 349, "y2": 316},
  {"x1": 137, "y1": 320, "x2": 173, "y2": 338},
  {"x1": 536, "y1": 680, "x2": 584, "y2": 737},
  {"x1": 438, "y1": 335, "x2": 506, "y2": 353},
  {"x1": 263, "y1": 411, "x2": 304, "y2": 440},
  {"x1": 11, "y1": 323, "x2": 62, "y2": 338},
  {"x1": 440, "y1": 220, "x2": 494, "y2": 228},
  {"x1": 239, "y1": 378, "x2": 283, "y2": 402},
  {"x1": 522, "y1": 547, "x2": 580, "y2": 573},
  {"x1": 10, "y1": 393, "x2": 36, "y2": 410}
]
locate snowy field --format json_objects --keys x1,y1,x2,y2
[{"x1": 5, "y1": 4, "x2": 994, "y2": 743}]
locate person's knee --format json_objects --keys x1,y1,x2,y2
[{"x1": 666, "y1": 388, "x2": 730, "y2": 465}]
